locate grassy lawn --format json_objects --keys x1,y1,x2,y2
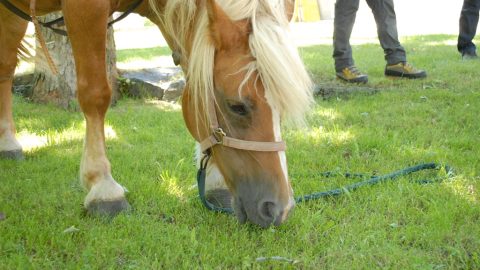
[
  {"x1": 1, "y1": 35, "x2": 479, "y2": 269},
  {"x1": 117, "y1": 46, "x2": 172, "y2": 63}
]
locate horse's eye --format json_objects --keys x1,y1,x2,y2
[{"x1": 229, "y1": 103, "x2": 249, "y2": 116}]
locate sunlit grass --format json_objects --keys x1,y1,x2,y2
[
  {"x1": 116, "y1": 46, "x2": 171, "y2": 63},
  {"x1": 291, "y1": 126, "x2": 354, "y2": 146},
  {"x1": 446, "y1": 176, "x2": 479, "y2": 204},
  {"x1": 162, "y1": 174, "x2": 186, "y2": 200},
  {"x1": 144, "y1": 99, "x2": 182, "y2": 111},
  {"x1": 16, "y1": 123, "x2": 117, "y2": 152},
  {"x1": 310, "y1": 107, "x2": 341, "y2": 121},
  {"x1": 1, "y1": 35, "x2": 479, "y2": 269}
]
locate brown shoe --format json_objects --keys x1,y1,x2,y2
[
  {"x1": 336, "y1": 66, "x2": 368, "y2": 83},
  {"x1": 462, "y1": 51, "x2": 478, "y2": 60},
  {"x1": 385, "y1": 62, "x2": 427, "y2": 79}
]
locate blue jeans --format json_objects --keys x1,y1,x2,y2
[
  {"x1": 333, "y1": 0, "x2": 406, "y2": 72},
  {"x1": 458, "y1": 0, "x2": 480, "y2": 54}
]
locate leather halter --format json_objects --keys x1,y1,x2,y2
[
  {"x1": 196, "y1": 96, "x2": 287, "y2": 214},
  {"x1": 199, "y1": 98, "x2": 286, "y2": 154}
]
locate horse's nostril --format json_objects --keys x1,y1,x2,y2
[{"x1": 259, "y1": 201, "x2": 277, "y2": 221}]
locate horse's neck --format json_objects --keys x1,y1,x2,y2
[{"x1": 135, "y1": 0, "x2": 195, "y2": 71}]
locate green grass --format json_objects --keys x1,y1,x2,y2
[
  {"x1": 1, "y1": 35, "x2": 479, "y2": 269},
  {"x1": 117, "y1": 46, "x2": 172, "y2": 63}
]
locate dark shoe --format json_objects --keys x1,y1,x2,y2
[
  {"x1": 385, "y1": 62, "x2": 427, "y2": 79},
  {"x1": 462, "y1": 51, "x2": 478, "y2": 60},
  {"x1": 336, "y1": 66, "x2": 368, "y2": 83}
]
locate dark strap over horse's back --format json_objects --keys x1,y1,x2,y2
[
  {"x1": 0, "y1": 0, "x2": 144, "y2": 36},
  {"x1": 107, "y1": 0, "x2": 145, "y2": 27},
  {"x1": 0, "y1": 0, "x2": 32, "y2": 21}
]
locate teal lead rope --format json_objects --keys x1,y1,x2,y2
[
  {"x1": 294, "y1": 162, "x2": 453, "y2": 203},
  {"x1": 197, "y1": 156, "x2": 454, "y2": 214},
  {"x1": 197, "y1": 154, "x2": 234, "y2": 214}
]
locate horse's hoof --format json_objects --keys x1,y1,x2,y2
[
  {"x1": 0, "y1": 150, "x2": 24, "y2": 160},
  {"x1": 205, "y1": 188, "x2": 232, "y2": 208},
  {"x1": 86, "y1": 198, "x2": 131, "y2": 217}
]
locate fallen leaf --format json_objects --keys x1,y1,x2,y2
[
  {"x1": 256, "y1": 256, "x2": 300, "y2": 264},
  {"x1": 63, "y1": 226, "x2": 80, "y2": 234}
]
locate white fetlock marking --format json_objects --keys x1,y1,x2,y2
[
  {"x1": 84, "y1": 175, "x2": 126, "y2": 206},
  {"x1": 195, "y1": 143, "x2": 228, "y2": 191},
  {"x1": 0, "y1": 122, "x2": 22, "y2": 152}
]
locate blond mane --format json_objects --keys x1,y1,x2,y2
[{"x1": 148, "y1": 0, "x2": 313, "y2": 126}]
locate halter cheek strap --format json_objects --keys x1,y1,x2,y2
[{"x1": 199, "y1": 98, "x2": 286, "y2": 154}]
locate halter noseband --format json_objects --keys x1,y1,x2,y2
[{"x1": 199, "y1": 99, "x2": 286, "y2": 154}]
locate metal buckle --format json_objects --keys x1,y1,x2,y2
[{"x1": 213, "y1": 128, "x2": 226, "y2": 144}]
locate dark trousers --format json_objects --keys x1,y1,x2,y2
[
  {"x1": 458, "y1": 0, "x2": 480, "y2": 54},
  {"x1": 333, "y1": 0, "x2": 406, "y2": 72}
]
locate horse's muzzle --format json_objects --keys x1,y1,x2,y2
[{"x1": 232, "y1": 180, "x2": 295, "y2": 228}]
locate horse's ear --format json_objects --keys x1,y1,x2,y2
[
  {"x1": 285, "y1": 0, "x2": 296, "y2": 22},
  {"x1": 206, "y1": 0, "x2": 250, "y2": 50}
]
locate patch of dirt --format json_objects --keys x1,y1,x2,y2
[{"x1": 314, "y1": 82, "x2": 378, "y2": 99}]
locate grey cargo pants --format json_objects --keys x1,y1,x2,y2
[{"x1": 333, "y1": 0, "x2": 407, "y2": 72}]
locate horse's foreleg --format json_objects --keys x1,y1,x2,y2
[
  {"x1": 0, "y1": 9, "x2": 28, "y2": 160},
  {"x1": 63, "y1": 1, "x2": 129, "y2": 216}
]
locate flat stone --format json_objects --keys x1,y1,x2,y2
[
  {"x1": 119, "y1": 67, "x2": 184, "y2": 101},
  {"x1": 163, "y1": 79, "x2": 185, "y2": 101},
  {"x1": 13, "y1": 73, "x2": 34, "y2": 96}
]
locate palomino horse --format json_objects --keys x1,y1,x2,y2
[{"x1": 0, "y1": 0, "x2": 313, "y2": 227}]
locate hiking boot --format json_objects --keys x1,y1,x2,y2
[
  {"x1": 385, "y1": 62, "x2": 427, "y2": 79},
  {"x1": 336, "y1": 66, "x2": 368, "y2": 83},
  {"x1": 462, "y1": 51, "x2": 478, "y2": 60}
]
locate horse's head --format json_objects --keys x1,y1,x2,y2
[{"x1": 179, "y1": 0, "x2": 312, "y2": 227}]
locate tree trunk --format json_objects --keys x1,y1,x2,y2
[{"x1": 31, "y1": 13, "x2": 118, "y2": 110}]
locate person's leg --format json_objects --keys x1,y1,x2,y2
[
  {"x1": 458, "y1": 0, "x2": 480, "y2": 57},
  {"x1": 333, "y1": 0, "x2": 367, "y2": 83},
  {"x1": 366, "y1": 0, "x2": 406, "y2": 65},
  {"x1": 367, "y1": 0, "x2": 426, "y2": 78},
  {"x1": 333, "y1": 0, "x2": 360, "y2": 71}
]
